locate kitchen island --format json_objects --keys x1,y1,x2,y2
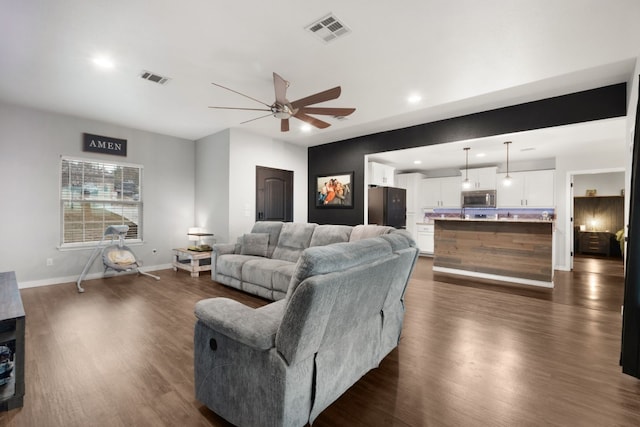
[{"x1": 433, "y1": 218, "x2": 554, "y2": 287}]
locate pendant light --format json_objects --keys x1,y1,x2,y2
[
  {"x1": 503, "y1": 141, "x2": 512, "y2": 187},
  {"x1": 462, "y1": 147, "x2": 472, "y2": 189}
]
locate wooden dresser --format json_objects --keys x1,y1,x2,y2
[{"x1": 577, "y1": 231, "x2": 612, "y2": 256}]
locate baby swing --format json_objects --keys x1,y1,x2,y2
[{"x1": 76, "y1": 225, "x2": 160, "y2": 293}]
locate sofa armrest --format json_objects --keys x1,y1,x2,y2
[
  {"x1": 211, "y1": 243, "x2": 238, "y2": 256},
  {"x1": 195, "y1": 298, "x2": 284, "y2": 350}
]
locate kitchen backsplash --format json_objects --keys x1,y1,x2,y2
[{"x1": 422, "y1": 207, "x2": 555, "y2": 222}]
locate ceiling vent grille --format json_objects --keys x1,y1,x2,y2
[
  {"x1": 140, "y1": 70, "x2": 170, "y2": 85},
  {"x1": 305, "y1": 13, "x2": 351, "y2": 43}
]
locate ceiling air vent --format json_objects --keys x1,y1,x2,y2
[
  {"x1": 140, "y1": 70, "x2": 170, "y2": 85},
  {"x1": 305, "y1": 13, "x2": 351, "y2": 43}
]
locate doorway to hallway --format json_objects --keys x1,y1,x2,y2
[{"x1": 255, "y1": 166, "x2": 293, "y2": 222}]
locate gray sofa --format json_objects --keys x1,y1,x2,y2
[
  {"x1": 194, "y1": 231, "x2": 419, "y2": 426},
  {"x1": 210, "y1": 221, "x2": 396, "y2": 300}
]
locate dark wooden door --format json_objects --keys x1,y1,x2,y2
[{"x1": 256, "y1": 166, "x2": 293, "y2": 221}]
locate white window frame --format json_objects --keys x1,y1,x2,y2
[{"x1": 59, "y1": 156, "x2": 143, "y2": 249}]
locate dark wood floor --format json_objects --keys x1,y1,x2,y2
[{"x1": 2, "y1": 255, "x2": 639, "y2": 426}]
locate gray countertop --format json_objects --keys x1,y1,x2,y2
[{"x1": 418, "y1": 218, "x2": 554, "y2": 224}]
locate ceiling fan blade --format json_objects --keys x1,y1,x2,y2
[
  {"x1": 273, "y1": 72, "x2": 289, "y2": 106},
  {"x1": 240, "y1": 112, "x2": 275, "y2": 125},
  {"x1": 211, "y1": 82, "x2": 271, "y2": 108},
  {"x1": 281, "y1": 118, "x2": 290, "y2": 132},
  {"x1": 208, "y1": 106, "x2": 271, "y2": 112},
  {"x1": 291, "y1": 86, "x2": 342, "y2": 109},
  {"x1": 299, "y1": 107, "x2": 355, "y2": 116},
  {"x1": 293, "y1": 111, "x2": 331, "y2": 129}
]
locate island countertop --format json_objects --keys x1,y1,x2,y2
[
  {"x1": 429, "y1": 217, "x2": 554, "y2": 224},
  {"x1": 432, "y1": 218, "x2": 554, "y2": 287}
]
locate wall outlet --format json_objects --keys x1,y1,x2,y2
[{"x1": 46, "y1": 258, "x2": 53, "y2": 266}]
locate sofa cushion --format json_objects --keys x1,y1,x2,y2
[
  {"x1": 272, "y1": 223, "x2": 317, "y2": 262},
  {"x1": 240, "y1": 233, "x2": 270, "y2": 257},
  {"x1": 217, "y1": 254, "x2": 263, "y2": 280},
  {"x1": 272, "y1": 263, "x2": 297, "y2": 294},
  {"x1": 250, "y1": 221, "x2": 284, "y2": 258},
  {"x1": 348, "y1": 224, "x2": 394, "y2": 242},
  {"x1": 242, "y1": 258, "x2": 293, "y2": 289},
  {"x1": 380, "y1": 230, "x2": 417, "y2": 251},
  {"x1": 309, "y1": 224, "x2": 353, "y2": 247}
]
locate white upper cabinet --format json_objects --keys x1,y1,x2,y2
[
  {"x1": 395, "y1": 173, "x2": 425, "y2": 213},
  {"x1": 368, "y1": 162, "x2": 395, "y2": 187},
  {"x1": 420, "y1": 178, "x2": 441, "y2": 208},
  {"x1": 460, "y1": 167, "x2": 497, "y2": 190},
  {"x1": 440, "y1": 176, "x2": 462, "y2": 207},
  {"x1": 497, "y1": 170, "x2": 555, "y2": 208},
  {"x1": 420, "y1": 176, "x2": 461, "y2": 208},
  {"x1": 496, "y1": 172, "x2": 525, "y2": 207}
]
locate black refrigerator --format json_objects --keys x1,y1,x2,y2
[{"x1": 368, "y1": 186, "x2": 406, "y2": 229}]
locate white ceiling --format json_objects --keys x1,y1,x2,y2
[{"x1": 1, "y1": 0, "x2": 639, "y2": 148}]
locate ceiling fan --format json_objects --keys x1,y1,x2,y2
[{"x1": 209, "y1": 72, "x2": 355, "y2": 132}]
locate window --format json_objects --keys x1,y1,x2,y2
[{"x1": 60, "y1": 157, "x2": 143, "y2": 246}]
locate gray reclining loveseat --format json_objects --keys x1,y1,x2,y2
[
  {"x1": 210, "y1": 221, "x2": 396, "y2": 300},
  {"x1": 194, "y1": 231, "x2": 419, "y2": 426}
]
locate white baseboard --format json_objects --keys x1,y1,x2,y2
[
  {"x1": 433, "y1": 266, "x2": 554, "y2": 288},
  {"x1": 18, "y1": 263, "x2": 173, "y2": 289}
]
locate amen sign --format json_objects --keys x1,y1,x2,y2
[{"x1": 83, "y1": 133, "x2": 127, "y2": 156}]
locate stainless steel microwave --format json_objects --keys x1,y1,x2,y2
[{"x1": 461, "y1": 190, "x2": 496, "y2": 208}]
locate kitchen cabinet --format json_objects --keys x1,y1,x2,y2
[
  {"x1": 460, "y1": 167, "x2": 497, "y2": 190},
  {"x1": 368, "y1": 161, "x2": 395, "y2": 187},
  {"x1": 420, "y1": 176, "x2": 461, "y2": 208},
  {"x1": 405, "y1": 213, "x2": 416, "y2": 241},
  {"x1": 395, "y1": 173, "x2": 425, "y2": 213},
  {"x1": 396, "y1": 173, "x2": 425, "y2": 244},
  {"x1": 416, "y1": 223, "x2": 434, "y2": 254},
  {"x1": 497, "y1": 170, "x2": 555, "y2": 207}
]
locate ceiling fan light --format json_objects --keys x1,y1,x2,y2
[{"x1": 273, "y1": 111, "x2": 291, "y2": 119}]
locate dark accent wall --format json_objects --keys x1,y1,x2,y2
[{"x1": 308, "y1": 83, "x2": 627, "y2": 225}]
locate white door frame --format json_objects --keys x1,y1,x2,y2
[{"x1": 565, "y1": 167, "x2": 626, "y2": 270}]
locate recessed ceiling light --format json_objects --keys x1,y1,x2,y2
[
  {"x1": 407, "y1": 94, "x2": 422, "y2": 104},
  {"x1": 413, "y1": 160, "x2": 422, "y2": 164},
  {"x1": 476, "y1": 153, "x2": 486, "y2": 158},
  {"x1": 92, "y1": 55, "x2": 114, "y2": 69},
  {"x1": 300, "y1": 124, "x2": 312, "y2": 132}
]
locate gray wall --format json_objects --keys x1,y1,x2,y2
[
  {"x1": 195, "y1": 128, "x2": 308, "y2": 245},
  {"x1": 0, "y1": 102, "x2": 195, "y2": 287},
  {"x1": 195, "y1": 129, "x2": 231, "y2": 243}
]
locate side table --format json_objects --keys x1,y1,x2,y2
[{"x1": 172, "y1": 248, "x2": 212, "y2": 277}]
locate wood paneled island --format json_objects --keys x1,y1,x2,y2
[{"x1": 433, "y1": 218, "x2": 554, "y2": 287}]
